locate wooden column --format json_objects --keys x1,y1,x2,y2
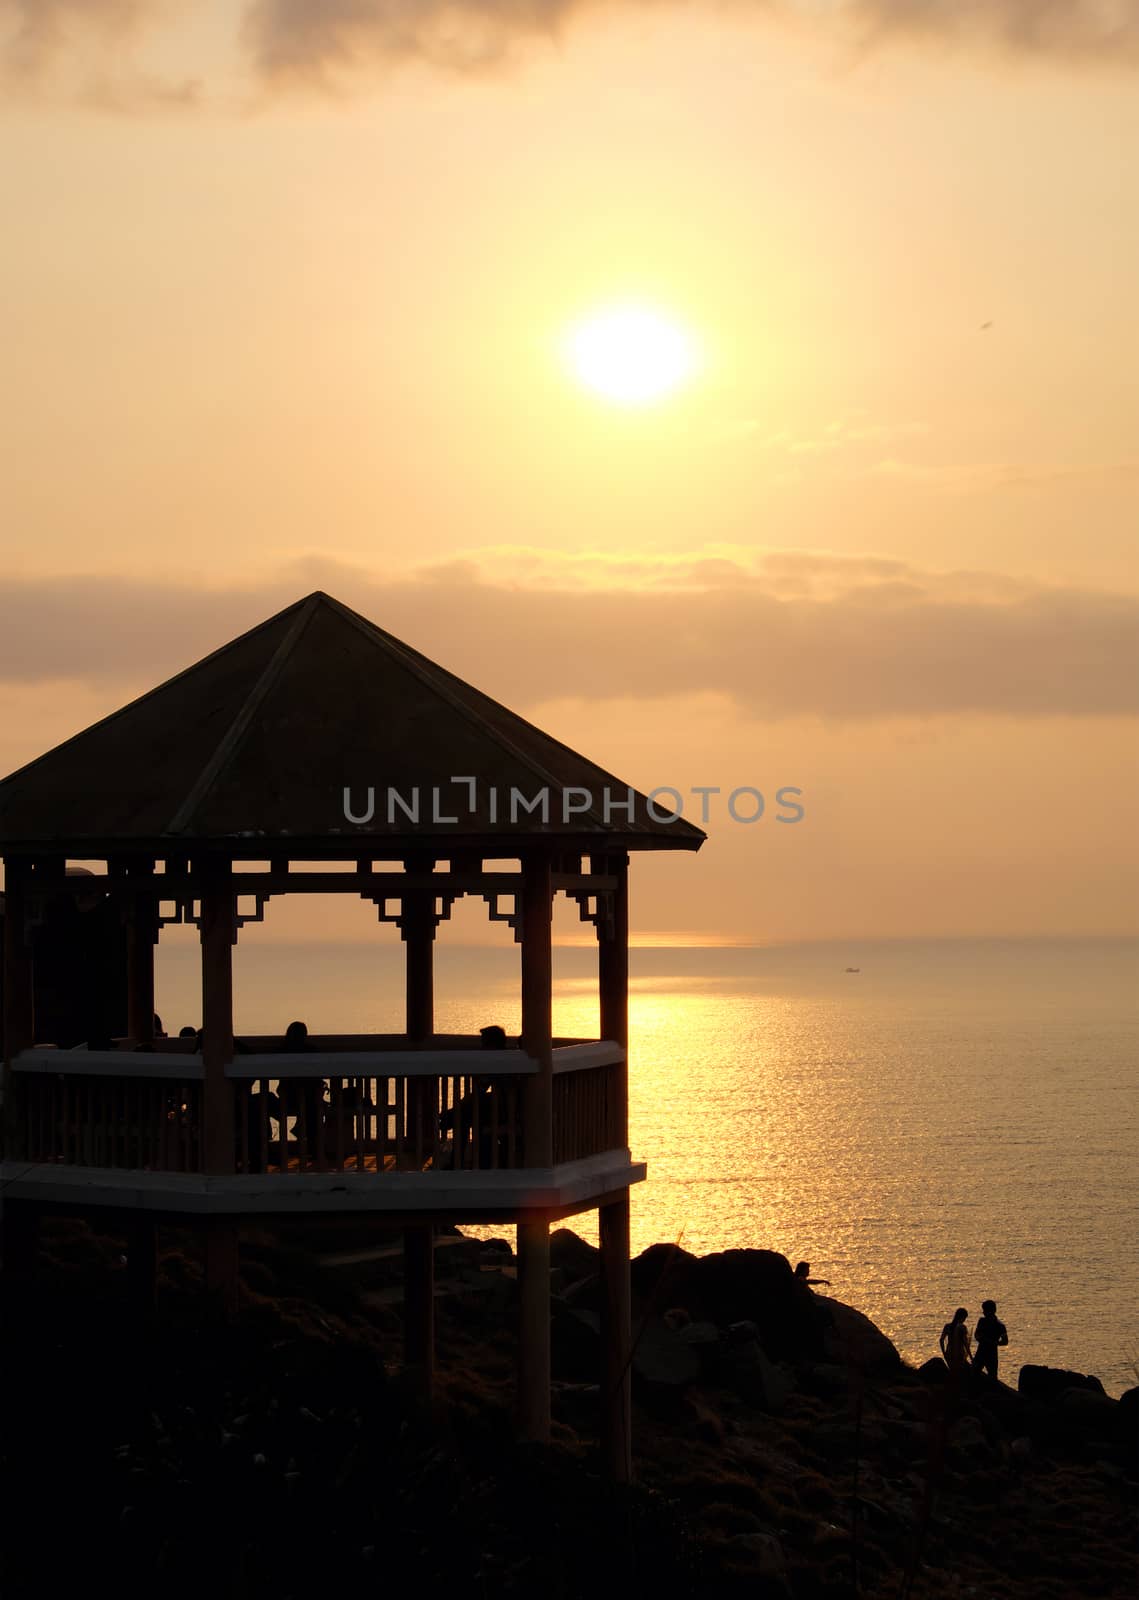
[
  {"x1": 595, "y1": 851, "x2": 630, "y2": 1136},
  {"x1": 199, "y1": 855, "x2": 238, "y2": 1316},
  {"x1": 4, "y1": 861, "x2": 40, "y2": 1317},
  {"x1": 596, "y1": 852, "x2": 632, "y2": 1478},
  {"x1": 125, "y1": 859, "x2": 157, "y2": 1045},
  {"x1": 403, "y1": 871, "x2": 436, "y2": 1393},
  {"x1": 517, "y1": 1218, "x2": 551, "y2": 1443},
  {"x1": 517, "y1": 853, "x2": 553, "y2": 1442},
  {"x1": 2, "y1": 856, "x2": 36, "y2": 1159},
  {"x1": 520, "y1": 854, "x2": 553, "y2": 1167},
  {"x1": 600, "y1": 1192, "x2": 633, "y2": 1481},
  {"x1": 404, "y1": 898, "x2": 435, "y2": 1046}
]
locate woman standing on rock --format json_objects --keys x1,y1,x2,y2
[{"x1": 939, "y1": 1306, "x2": 972, "y2": 1375}]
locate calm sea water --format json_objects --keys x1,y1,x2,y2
[{"x1": 156, "y1": 934, "x2": 1138, "y2": 1395}]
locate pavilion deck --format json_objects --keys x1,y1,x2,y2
[{"x1": 4, "y1": 1034, "x2": 626, "y2": 1184}]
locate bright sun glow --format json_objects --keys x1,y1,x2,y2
[{"x1": 561, "y1": 303, "x2": 700, "y2": 406}]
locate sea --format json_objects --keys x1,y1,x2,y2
[{"x1": 155, "y1": 934, "x2": 1138, "y2": 1396}]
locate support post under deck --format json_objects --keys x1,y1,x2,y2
[
  {"x1": 200, "y1": 855, "x2": 238, "y2": 1317},
  {"x1": 600, "y1": 1192, "x2": 633, "y2": 1482},
  {"x1": 516, "y1": 1217, "x2": 551, "y2": 1443},
  {"x1": 403, "y1": 1225, "x2": 435, "y2": 1396}
]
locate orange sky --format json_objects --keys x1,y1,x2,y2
[{"x1": 1, "y1": 0, "x2": 1136, "y2": 944}]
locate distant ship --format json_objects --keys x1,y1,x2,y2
[{"x1": 845, "y1": 967, "x2": 860, "y2": 973}]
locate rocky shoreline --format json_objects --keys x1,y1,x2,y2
[{"x1": 4, "y1": 1216, "x2": 1136, "y2": 1598}]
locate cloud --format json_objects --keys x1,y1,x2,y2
[
  {"x1": 0, "y1": 550, "x2": 1135, "y2": 723},
  {"x1": 0, "y1": 0, "x2": 201, "y2": 107},
  {"x1": 245, "y1": 0, "x2": 1139, "y2": 82},
  {"x1": 2, "y1": 0, "x2": 1136, "y2": 105}
]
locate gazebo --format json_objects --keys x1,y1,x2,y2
[{"x1": 0, "y1": 590, "x2": 704, "y2": 1478}]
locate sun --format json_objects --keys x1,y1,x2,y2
[{"x1": 560, "y1": 303, "x2": 700, "y2": 407}]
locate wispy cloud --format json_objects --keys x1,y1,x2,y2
[
  {"x1": 2, "y1": 0, "x2": 1136, "y2": 107},
  {"x1": 0, "y1": 0, "x2": 201, "y2": 107},
  {"x1": 0, "y1": 551, "x2": 1135, "y2": 722},
  {"x1": 246, "y1": 0, "x2": 1139, "y2": 82}
]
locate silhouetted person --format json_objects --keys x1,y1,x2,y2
[
  {"x1": 279, "y1": 1020, "x2": 323, "y2": 1154},
  {"x1": 153, "y1": 1012, "x2": 166, "y2": 1039},
  {"x1": 794, "y1": 1260, "x2": 831, "y2": 1287},
  {"x1": 177, "y1": 1025, "x2": 197, "y2": 1040},
  {"x1": 282, "y1": 1020, "x2": 311, "y2": 1052},
  {"x1": 939, "y1": 1306, "x2": 972, "y2": 1375},
  {"x1": 440, "y1": 1024, "x2": 508, "y2": 1166},
  {"x1": 973, "y1": 1299, "x2": 1009, "y2": 1380}
]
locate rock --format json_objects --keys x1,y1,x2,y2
[
  {"x1": 560, "y1": 1272, "x2": 602, "y2": 1313},
  {"x1": 1116, "y1": 1387, "x2": 1139, "y2": 1469},
  {"x1": 727, "y1": 1319, "x2": 760, "y2": 1345},
  {"x1": 551, "y1": 1306, "x2": 600, "y2": 1382},
  {"x1": 629, "y1": 1241, "x2": 699, "y2": 1301},
  {"x1": 676, "y1": 1320, "x2": 721, "y2": 1349},
  {"x1": 638, "y1": 1247, "x2": 824, "y2": 1361},
  {"x1": 1056, "y1": 1387, "x2": 1121, "y2": 1437},
  {"x1": 718, "y1": 1337, "x2": 794, "y2": 1411},
  {"x1": 948, "y1": 1413, "x2": 994, "y2": 1465},
  {"x1": 631, "y1": 1315, "x2": 701, "y2": 1389},
  {"x1": 815, "y1": 1296, "x2": 902, "y2": 1376},
  {"x1": 478, "y1": 1237, "x2": 513, "y2": 1261},
  {"x1": 754, "y1": 1344, "x2": 796, "y2": 1413},
  {"x1": 918, "y1": 1357, "x2": 948, "y2": 1385},
  {"x1": 725, "y1": 1531, "x2": 791, "y2": 1593},
  {"x1": 549, "y1": 1228, "x2": 599, "y2": 1286},
  {"x1": 1018, "y1": 1364, "x2": 1105, "y2": 1401}
]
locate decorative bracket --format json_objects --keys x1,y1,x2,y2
[
  {"x1": 568, "y1": 887, "x2": 616, "y2": 942},
  {"x1": 157, "y1": 898, "x2": 201, "y2": 933},
  {"x1": 365, "y1": 890, "x2": 462, "y2": 939},
  {"x1": 482, "y1": 891, "x2": 522, "y2": 944},
  {"x1": 234, "y1": 892, "x2": 272, "y2": 936}
]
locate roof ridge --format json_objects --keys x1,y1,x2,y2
[
  {"x1": 0, "y1": 594, "x2": 313, "y2": 800},
  {"x1": 320, "y1": 593, "x2": 620, "y2": 830},
  {"x1": 165, "y1": 593, "x2": 322, "y2": 836}
]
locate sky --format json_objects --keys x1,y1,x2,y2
[{"x1": 1, "y1": 0, "x2": 1137, "y2": 945}]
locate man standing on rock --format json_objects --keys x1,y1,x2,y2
[{"x1": 972, "y1": 1300, "x2": 1009, "y2": 1380}]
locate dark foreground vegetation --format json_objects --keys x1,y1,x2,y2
[{"x1": 3, "y1": 1217, "x2": 1135, "y2": 1599}]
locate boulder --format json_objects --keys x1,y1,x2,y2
[
  {"x1": 649, "y1": 1247, "x2": 826, "y2": 1361},
  {"x1": 549, "y1": 1228, "x2": 599, "y2": 1286},
  {"x1": 631, "y1": 1315, "x2": 702, "y2": 1390},
  {"x1": 725, "y1": 1531, "x2": 791, "y2": 1594},
  {"x1": 1018, "y1": 1365, "x2": 1106, "y2": 1401},
  {"x1": 1056, "y1": 1387, "x2": 1122, "y2": 1439},
  {"x1": 629, "y1": 1242, "x2": 699, "y2": 1302},
  {"x1": 815, "y1": 1296, "x2": 902, "y2": 1376},
  {"x1": 918, "y1": 1357, "x2": 948, "y2": 1385},
  {"x1": 948, "y1": 1413, "x2": 994, "y2": 1465},
  {"x1": 676, "y1": 1320, "x2": 721, "y2": 1350},
  {"x1": 551, "y1": 1306, "x2": 600, "y2": 1382},
  {"x1": 717, "y1": 1337, "x2": 795, "y2": 1411}
]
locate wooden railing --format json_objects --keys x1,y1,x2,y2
[
  {"x1": 230, "y1": 1069, "x2": 526, "y2": 1175},
  {"x1": 13, "y1": 1068, "x2": 203, "y2": 1172},
  {"x1": 552, "y1": 1062, "x2": 623, "y2": 1164},
  {"x1": 4, "y1": 1039, "x2": 626, "y2": 1177}
]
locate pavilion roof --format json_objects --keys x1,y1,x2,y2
[{"x1": 0, "y1": 591, "x2": 705, "y2": 854}]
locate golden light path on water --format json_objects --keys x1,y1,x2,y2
[{"x1": 158, "y1": 935, "x2": 1139, "y2": 1393}]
